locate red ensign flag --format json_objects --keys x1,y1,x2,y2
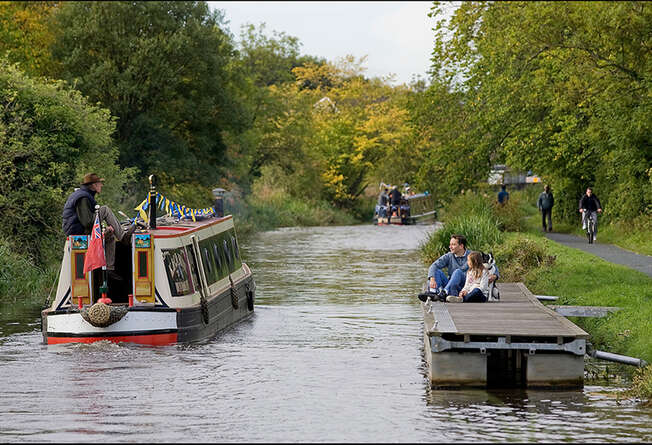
[{"x1": 83, "y1": 214, "x2": 106, "y2": 273}]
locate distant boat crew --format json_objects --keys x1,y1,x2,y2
[{"x1": 373, "y1": 182, "x2": 436, "y2": 225}]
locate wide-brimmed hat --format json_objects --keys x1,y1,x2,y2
[{"x1": 81, "y1": 173, "x2": 105, "y2": 185}]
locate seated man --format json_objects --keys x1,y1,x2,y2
[
  {"x1": 419, "y1": 234, "x2": 499, "y2": 302},
  {"x1": 62, "y1": 173, "x2": 135, "y2": 280}
]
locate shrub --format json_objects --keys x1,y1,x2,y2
[
  {"x1": 419, "y1": 212, "x2": 503, "y2": 265},
  {"x1": 0, "y1": 60, "x2": 134, "y2": 267},
  {"x1": 626, "y1": 365, "x2": 652, "y2": 406},
  {"x1": 493, "y1": 235, "x2": 556, "y2": 282}
]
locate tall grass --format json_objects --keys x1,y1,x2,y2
[
  {"x1": 0, "y1": 239, "x2": 57, "y2": 304},
  {"x1": 419, "y1": 191, "x2": 503, "y2": 264},
  {"x1": 419, "y1": 213, "x2": 503, "y2": 264}
]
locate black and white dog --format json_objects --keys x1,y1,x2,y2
[{"x1": 482, "y1": 251, "x2": 500, "y2": 301}]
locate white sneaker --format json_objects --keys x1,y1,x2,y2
[
  {"x1": 593, "y1": 236, "x2": 597, "y2": 241},
  {"x1": 446, "y1": 295, "x2": 463, "y2": 303}
]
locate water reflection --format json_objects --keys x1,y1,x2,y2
[{"x1": 1, "y1": 223, "x2": 651, "y2": 442}]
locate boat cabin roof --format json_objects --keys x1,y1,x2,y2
[{"x1": 149, "y1": 215, "x2": 233, "y2": 238}]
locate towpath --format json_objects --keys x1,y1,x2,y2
[{"x1": 544, "y1": 232, "x2": 652, "y2": 278}]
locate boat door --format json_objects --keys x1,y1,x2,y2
[
  {"x1": 132, "y1": 233, "x2": 155, "y2": 304},
  {"x1": 69, "y1": 235, "x2": 92, "y2": 305}
]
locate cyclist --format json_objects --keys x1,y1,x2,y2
[{"x1": 579, "y1": 187, "x2": 602, "y2": 242}]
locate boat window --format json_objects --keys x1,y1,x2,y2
[
  {"x1": 230, "y1": 234, "x2": 242, "y2": 268},
  {"x1": 185, "y1": 245, "x2": 201, "y2": 290},
  {"x1": 74, "y1": 253, "x2": 85, "y2": 279},
  {"x1": 211, "y1": 241, "x2": 226, "y2": 280},
  {"x1": 199, "y1": 239, "x2": 218, "y2": 285},
  {"x1": 137, "y1": 251, "x2": 148, "y2": 278},
  {"x1": 161, "y1": 247, "x2": 192, "y2": 296},
  {"x1": 223, "y1": 239, "x2": 233, "y2": 272}
]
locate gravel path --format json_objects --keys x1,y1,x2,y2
[{"x1": 544, "y1": 232, "x2": 652, "y2": 278}]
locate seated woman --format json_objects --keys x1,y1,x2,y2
[{"x1": 446, "y1": 251, "x2": 489, "y2": 303}]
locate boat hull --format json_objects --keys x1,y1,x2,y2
[{"x1": 42, "y1": 275, "x2": 255, "y2": 346}]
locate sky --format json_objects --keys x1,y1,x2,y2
[{"x1": 208, "y1": 1, "x2": 438, "y2": 86}]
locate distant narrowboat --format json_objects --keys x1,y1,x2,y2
[
  {"x1": 374, "y1": 191, "x2": 437, "y2": 225},
  {"x1": 41, "y1": 179, "x2": 256, "y2": 346}
]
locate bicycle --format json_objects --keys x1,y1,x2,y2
[{"x1": 582, "y1": 210, "x2": 597, "y2": 244}]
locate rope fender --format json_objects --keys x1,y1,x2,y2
[{"x1": 81, "y1": 302, "x2": 128, "y2": 328}]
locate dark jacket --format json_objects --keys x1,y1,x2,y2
[
  {"x1": 537, "y1": 191, "x2": 554, "y2": 210},
  {"x1": 579, "y1": 194, "x2": 602, "y2": 213},
  {"x1": 62, "y1": 186, "x2": 97, "y2": 235},
  {"x1": 389, "y1": 188, "x2": 402, "y2": 205}
]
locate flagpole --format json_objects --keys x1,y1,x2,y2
[{"x1": 96, "y1": 205, "x2": 110, "y2": 305}]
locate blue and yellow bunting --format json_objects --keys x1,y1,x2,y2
[{"x1": 134, "y1": 192, "x2": 216, "y2": 223}]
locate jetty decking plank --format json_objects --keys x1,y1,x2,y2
[{"x1": 424, "y1": 282, "x2": 589, "y2": 339}]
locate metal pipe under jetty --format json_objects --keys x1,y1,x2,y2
[{"x1": 421, "y1": 283, "x2": 590, "y2": 389}]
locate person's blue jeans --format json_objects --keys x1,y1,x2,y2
[
  {"x1": 432, "y1": 269, "x2": 466, "y2": 296},
  {"x1": 463, "y1": 288, "x2": 487, "y2": 303}
]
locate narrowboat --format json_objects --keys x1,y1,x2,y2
[
  {"x1": 41, "y1": 179, "x2": 256, "y2": 346},
  {"x1": 374, "y1": 192, "x2": 437, "y2": 225}
]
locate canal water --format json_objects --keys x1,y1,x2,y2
[{"x1": 1, "y1": 223, "x2": 651, "y2": 442}]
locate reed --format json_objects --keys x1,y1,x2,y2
[{"x1": 0, "y1": 239, "x2": 56, "y2": 304}]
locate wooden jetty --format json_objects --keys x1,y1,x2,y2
[{"x1": 422, "y1": 282, "x2": 589, "y2": 389}]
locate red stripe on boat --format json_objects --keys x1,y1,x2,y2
[{"x1": 47, "y1": 333, "x2": 177, "y2": 346}]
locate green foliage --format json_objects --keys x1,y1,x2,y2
[
  {"x1": 49, "y1": 1, "x2": 247, "y2": 188},
  {"x1": 0, "y1": 1, "x2": 58, "y2": 78},
  {"x1": 419, "y1": 211, "x2": 503, "y2": 265},
  {"x1": 0, "y1": 59, "x2": 133, "y2": 265},
  {"x1": 0, "y1": 237, "x2": 56, "y2": 303},
  {"x1": 492, "y1": 235, "x2": 556, "y2": 282},
  {"x1": 417, "y1": 1, "x2": 652, "y2": 224},
  {"x1": 626, "y1": 366, "x2": 652, "y2": 405},
  {"x1": 236, "y1": 23, "x2": 324, "y2": 88}
]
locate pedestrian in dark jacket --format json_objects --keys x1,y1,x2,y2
[
  {"x1": 497, "y1": 184, "x2": 509, "y2": 205},
  {"x1": 537, "y1": 184, "x2": 554, "y2": 232}
]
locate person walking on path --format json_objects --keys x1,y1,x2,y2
[
  {"x1": 497, "y1": 184, "x2": 509, "y2": 205},
  {"x1": 537, "y1": 184, "x2": 555, "y2": 232},
  {"x1": 579, "y1": 187, "x2": 603, "y2": 242}
]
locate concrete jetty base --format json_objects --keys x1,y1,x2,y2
[
  {"x1": 425, "y1": 332, "x2": 584, "y2": 388},
  {"x1": 423, "y1": 283, "x2": 589, "y2": 390},
  {"x1": 425, "y1": 332, "x2": 487, "y2": 388}
]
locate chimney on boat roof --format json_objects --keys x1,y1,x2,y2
[
  {"x1": 148, "y1": 175, "x2": 157, "y2": 229},
  {"x1": 212, "y1": 188, "x2": 226, "y2": 218}
]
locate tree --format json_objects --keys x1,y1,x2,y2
[
  {"x1": 419, "y1": 1, "x2": 651, "y2": 220},
  {"x1": 0, "y1": 1, "x2": 58, "y2": 78},
  {"x1": 0, "y1": 60, "x2": 133, "y2": 265},
  {"x1": 49, "y1": 1, "x2": 247, "y2": 197}
]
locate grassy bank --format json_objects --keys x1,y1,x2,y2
[
  {"x1": 419, "y1": 187, "x2": 652, "y2": 402},
  {"x1": 0, "y1": 239, "x2": 58, "y2": 307}
]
